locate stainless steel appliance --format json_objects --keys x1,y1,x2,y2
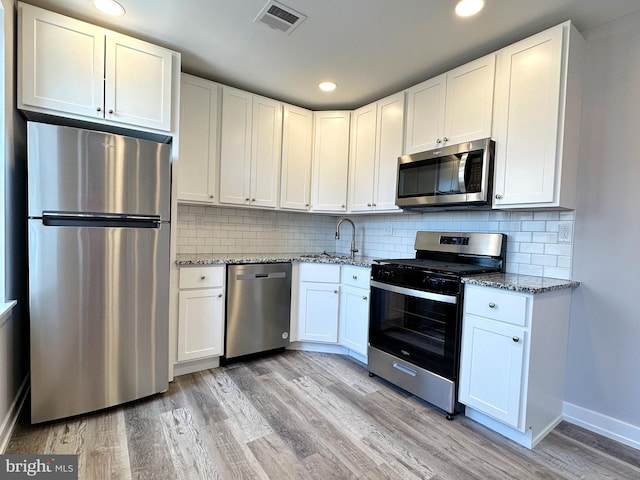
[
  {"x1": 225, "y1": 263, "x2": 292, "y2": 360},
  {"x1": 396, "y1": 138, "x2": 495, "y2": 210},
  {"x1": 27, "y1": 122, "x2": 171, "y2": 423},
  {"x1": 368, "y1": 231, "x2": 506, "y2": 418}
]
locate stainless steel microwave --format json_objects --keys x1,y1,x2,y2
[{"x1": 396, "y1": 138, "x2": 495, "y2": 210}]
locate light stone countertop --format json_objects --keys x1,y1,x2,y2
[
  {"x1": 462, "y1": 272, "x2": 580, "y2": 294},
  {"x1": 175, "y1": 253, "x2": 377, "y2": 268}
]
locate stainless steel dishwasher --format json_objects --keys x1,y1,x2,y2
[{"x1": 225, "y1": 263, "x2": 292, "y2": 360}]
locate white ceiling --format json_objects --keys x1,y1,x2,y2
[{"x1": 22, "y1": 0, "x2": 640, "y2": 110}]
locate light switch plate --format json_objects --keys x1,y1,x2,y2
[{"x1": 558, "y1": 222, "x2": 572, "y2": 243}]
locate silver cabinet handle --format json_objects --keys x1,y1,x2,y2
[
  {"x1": 512, "y1": 336, "x2": 520, "y2": 343},
  {"x1": 495, "y1": 194, "x2": 503, "y2": 200},
  {"x1": 488, "y1": 302, "x2": 496, "y2": 308}
]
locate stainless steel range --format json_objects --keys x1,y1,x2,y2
[{"x1": 368, "y1": 231, "x2": 506, "y2": 419}]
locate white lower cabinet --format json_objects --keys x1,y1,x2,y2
[
  {"x1": 458, "y1": 284, "x2": 572, "y2": 449},
  {"x1": 177, "y1": 266, "x2": 226, "y2": 361},
  {"x1": 293, "y1": 263, "x2": 370, "y2": 358},
  {"x1": 339, "y1": 265, "x2": 370, "y2": 356},
  {"x1": 296, "y1": 263, "x2": 341, "y2": 343}
]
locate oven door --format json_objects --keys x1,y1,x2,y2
[{"x1": 369, "y1": 280, "x2": 461, "y2": 380}]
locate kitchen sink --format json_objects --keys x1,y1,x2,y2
[{"x1": 299, "y1": 252, "x2": 349, "y2": 260}]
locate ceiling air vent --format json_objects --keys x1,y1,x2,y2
[{"x1": 254, "y1": 1, "x2": 307, "y2": 35}]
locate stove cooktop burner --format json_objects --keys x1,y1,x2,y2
[{"x1": 374, "y1": 258, "x2": 500, "y2": 276}]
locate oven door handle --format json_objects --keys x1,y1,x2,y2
[{"x1": 370, "y1": 281, "x2": 458, "y2": 304}]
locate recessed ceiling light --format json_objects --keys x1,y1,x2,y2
[
  {"x1": 455, "y1": 0, "x2": 485, "y2": 17},
  {"x1": 318, "y1": 81, "x2": 337, "y2": 92},
  {"x1": 94, "y1": 0, "x2": 126, "y2": 17}
]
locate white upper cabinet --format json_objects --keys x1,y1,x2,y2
[
  {"x1": 280, "y1": 105, "x2": 313, "y2": 211},
  {"x1": 219, "y1": 87, "x2": 283, "y2": 208},
  {"x1": 177, "y1": 74, "x2": 220, "y2": 204},
  {"x1": 404, "y1": 54, "x2": 495, "y2": 154},
  {"x1": 18, "y1": 2, "x2": 174, "y2": 132},
  {"x1": 311, "y1": 111, "x2": 351, "y2": 212},
  {"x1": 492, "y1": 22, "x2": 584, "y2": 209},
  {"x1": 349, "y1": 92, "x2": 405, "y2": 212}
]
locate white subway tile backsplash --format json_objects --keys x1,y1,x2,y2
[{"x1": 175, "y1": 205, "x2": 576, "y2": 279}]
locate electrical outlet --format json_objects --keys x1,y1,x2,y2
[
  {"x1": 195, "y1": 215, "x2": 206, "y2": 228},
  {"x1": 558, "y1": 222, "x2": 572, "y2": 243},
  {"x1": 382, "y1": 225, "x2": 393, "y2": 236}
]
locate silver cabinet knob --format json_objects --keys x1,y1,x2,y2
[
  {"x1": 200, "y1": 275, "x2": 206, "y2": 280},
  {"x1": 352, "y1": 275, "x2": 357, "y2": 280},
  {"x1": 495, "y1": 194, "x2": 503, "y2": 200},
  {"x1": 333, "y1": 290, "x2": 338, "y2": 294},
  {"x1": 96, "y1": 106, "x2": 102, "y2": 112},
  {"x1": 436, "y1": 138, "x2": 442, "y2": 144},
  {"x1": 218, "y1": 294, "x2": 223, "y2": 298},
  {"x1": 362, "y1": 296, "x2": 368, "y2": 300},
  {"x1": 245, "y1": 198, "x2": 250, "y2": 201},
  {"x1": 209, "y1": 194, "x2": 214, "y2": 199},
  {"x1": 305, "y1": 203, "x2": 310, "y2": 207},
  {"x1": 108, "y1": 109, "x2": 114, "y2": 114},
  {"x1": 367, "y1": 203, "x2": 372, "y2": 207},
  {"x1": 488, "y1": 302, "x2": 496, "y2": 308},
  {"x1": 372, "y1": 203, "x2": 376, "y2": 207},
  {"x1": 251, "y1": 198, "x2": 256, "y2": 202},
  {"x1": 512, "y1": 336, "x2": 520, "y2": 343},
  {"x1": 341, "y1": 204, "x2": 345, "y2": 208},
  {"x1": 443, "y1": 136, "x2": 448, "y2": 142}
]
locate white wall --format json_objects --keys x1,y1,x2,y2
[
  {"x1": 1, "y1": 0, "x2": 29, "y2": 452},
  {"x1": 564, "y1": 9, "x2": 640, "y2": 447}
]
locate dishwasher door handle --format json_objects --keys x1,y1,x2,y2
[{"x1": 236, "y1": 272, "x2": 288, "y2": 280}]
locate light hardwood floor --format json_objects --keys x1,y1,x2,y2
[{"x1": 7, "y1": 351, "x2": 640, "y2": 479}]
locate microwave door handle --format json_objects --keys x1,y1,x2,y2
[{"x1": 458, "y1": 152, "x2": 469, "y2": 193}]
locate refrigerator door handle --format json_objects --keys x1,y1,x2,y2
[{"x1": 42, "y1": 211, "x2": 163, "y2": 228}]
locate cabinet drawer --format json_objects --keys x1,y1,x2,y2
[
  {"x1": 179, "y1": 265, "x2": 225, "y2": 289},
  {"x1": 299, "y1": 263, "x2": 341, "y2": 283},
  {"x1": 464, "y1": 285, "x2": 528, "y2": 326},
  {"x1": 341, "y1": 266, "x2": 370, "y2": 289}
]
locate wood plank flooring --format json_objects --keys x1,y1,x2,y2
[{"x1": 6, "y1": 351, "x2": 640, "y2": 479}]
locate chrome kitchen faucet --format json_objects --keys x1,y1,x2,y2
[{"x1": 335, "y1": 218, "x2": 358, "y2": 260}]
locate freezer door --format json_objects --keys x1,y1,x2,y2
[
  {"x1": 27, "y1": 122, "x2": 171, "y2": 219},
  {"x1": 28, "y1": 220, "x2": 170, "y2": 423}
]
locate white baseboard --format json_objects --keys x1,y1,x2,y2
[
  {"x1": 173, "y1": 356, "x2": 220, "y2": 377},
  {"x1": 0, "y1": 376, "x2": 29, "y2": 454},
  {"x1": 563, "y1": 401, "x2": 640, "y2": 451}
]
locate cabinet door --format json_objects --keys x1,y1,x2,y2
[
  {"x1": 339, "y1": 285, "x2": 370, "y2": 356},
  {"x1": 177, "y1": 74, "x2": 219, "y2": 203},
  {"x1": 220, "y1": 87, "x2": 253, "y2": 205},
  {"x1": 178, "y1": 288, "x2": 225, "y2": 361},
  {"x1": 19, "y1": 3, "x2": 105, "y2": 120},
  {"x1": 298, "y1": 282, "x2": 340, "y2": 343},
  {"x1": 443, "y1": 54, "x2": 495, "y2": 146},
  {"x1": 404, "y1": 74, "x2": 446, "y2": 154},
  {"x1": 104, "y1": 32, "x2": 173, "y2": 131},
  {"x1": 311, "y1": 111, "x2": 350, "y2": 212},
  {"x1": 250, "y1": 96, "x2": 282, "y2": 208},
  {"x1": 373, "y1": 92, "x2": 405, "y2": 211},
  {"x1": 348, "y1": 103, "x2": 377, "y2": 212},
  {"x1": 458, "y1": 314, "x2": 526, "y2": 428},
  {"x1": 492, "y1": 25, "x2": 563, "y2": 207},
  {"x1": 280, "y1": 105, "x2": 313, "y2": 210}
]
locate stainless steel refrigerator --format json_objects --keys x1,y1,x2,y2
[{"x1": 27, "y1": 122, "x2": 171, "y2": 423}]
